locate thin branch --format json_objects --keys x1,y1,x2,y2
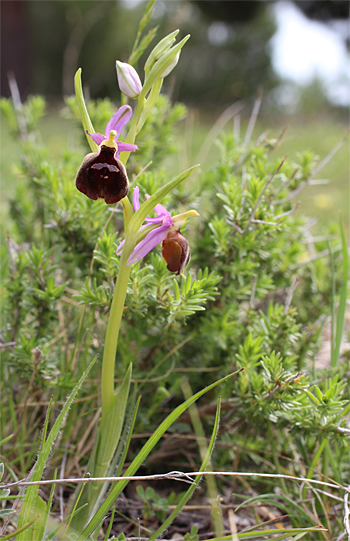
[
  {"x1": 249, "y1": 276, "x2": 258, "y2": 308},
  {"x1": 228, "y1": 508, "x2": 239, "y2": 541},
  {"x1": 271, "y1": 168, "x2": 299, "y2": 204},
  {"x1": 279, "y1": 130, "x2": 349, "y2": 203},
  {"x1": 244, "y1": 86, "x2": 263, "y2": 147},
  {"x1": 308, "y1": 179, "x2": 330, "y2": 185},
  {"x1": 310, "y1": 130, "x2": 349, "y2": 179},
  {"x1": 264, "y1": 372, "x2": 302, "y2": 401},
  {"x1": 233, "y1": 130, "x2": 269, "y2": 171},
  {"x1": 290, "y1": 245, "x2": 343, "y2": 271},
  {"x1": 301, "y1": 235, "x2": 337, "y2": 244},
  {"x1": 1, "y1": 470, "x2": 348, "y2": 492},
  {"x1": 344, "y1": 485, "x2": 350, "y2": 541},
  {"x1": 233, "y1": 113, "x2": 240, "y2": 141},
  {"x1": 242, "y1": 157, "x2": 287, "y2": 234},
  {"x1": 237, "y1": 167, "x2": 247, "y2": 218},
  {"x1": 284, "y1": 276, "x2": 300, "y2": 314},
  {"x1": 0, "y1": 341, "x2": 16, "y2": 348},
  {"x1": 267, "y1": 124, "x2": 289, "y2": 155},
  {"x1": 274, "y1": 203, "x2": 299, "y2": 222},
  {"x1": 196, "y1": 101, "x2": 245, "y2": 166},
  {"x1": 130, "y1": 160, "x2": 153, "y2": 186},
  {"x1": 251, "y1": 219, "x2": 277, "y2": 226},
  {"x1": 59, "y1": 443, "x2": 69, "y2": 521},
  {"x1": 278, "y1": 180, "x2": 308, "y2": 204},
  {"x1": 7, "y1": 71, "x2": 27, "y2": 140},
  {"x1": 226, "y1": 219, "x2": 244, "y2": 234}
]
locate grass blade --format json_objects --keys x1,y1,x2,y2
[
  {"x1": 87, "y1": 395, "x2": 142, "y2": 537},
  {"x1": 17, "y1": 356, "x2": 97, "y2": 540},
  {"x1": 182, "y1": 379, "x2": 224, "y2": 536},
  {"x1": 74, "y1": 69, "x2": 98, "y2": 153},
  {"x1": 78, "y1": 369, "x2": 242, "y2": 540},
  {"x1": 42, "y1": 469, "x2": 57, "y2": 540},
  {"x1": 148, "y1": 397, "x2": 222, "y2": 541},
  {"x1": 0, "y1": 516, "x2": 39, "y2": 540},
  {"x1": 331, "y1": 218, "x2": 348, "y2": 367},
  {"x1": 207, "y1": 526, "x2": 326, "y2": 540},
  {"x1": 68, "y1": 363, "x2": 132, "y2": 532}
]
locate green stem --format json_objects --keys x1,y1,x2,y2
[
  {"x1": 99, "y1": 76, "x2": 164, "y2": 429},
  {"x1": 119, "y1": 79, "x2": 162, "y2": 165},
  {"x1": 119, "y1": 96, "x2": 145, "y2": 165},
  {"x1": 100, "y1": 225, "x2": 137, "y2": 428}
]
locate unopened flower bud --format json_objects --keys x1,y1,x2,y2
[
  {"x1": 160, "y1": 52, "x2": 180, "y2": 78},
  {"x1": 144, "y1": 30, "x2": 179, "y2": 74},
  {"x1": 162, "y1": 230, "x2": 191, "y2": 275},
  {"x1": 116, "y1": 61, "x2": 142, "y2": 99}
]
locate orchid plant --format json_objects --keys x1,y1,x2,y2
[{"x1": 69, "y1": 26, "x2": 198, "y2": 529}]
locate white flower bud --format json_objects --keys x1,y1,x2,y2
[
  {"x1": 160, "y1": 52, "x2": 180, "y2": 78},
  {"x1": 116, "y1": 61, "x2": 142, "y2": 99}
]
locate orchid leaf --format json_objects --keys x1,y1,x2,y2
[
  {"x1": 78, "y1": 370, "x2": 241, "y2": 540},
  {"x1": 17, "y1": 356, "x2": 97, "y2": 540},
  {"x1": 148, "y1": 398, "x2": 222, "y2": 541},
  {"x1": 129, "y1": 164, "x2": 199, "y2": 235},
  {"x1": 74, "y1": 69, "x2": 98, "y2": 153}
]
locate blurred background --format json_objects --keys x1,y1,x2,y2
[{"x1": 1, "y1": 0, "x2": 349, "y2": 227}]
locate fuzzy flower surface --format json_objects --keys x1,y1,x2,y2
[
  {"x1": 87, "y1": 105, "x2": 138, "y2": 157},
  {"x1": 76, "y1": 106, "x2": 138, "y2": 204},
  {"x1": 117, "y1": 186, "x2": 198, "y2": 274}
]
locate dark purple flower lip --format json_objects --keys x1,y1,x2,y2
[
  {"x1": 76, "y1": 144, "x2": 129, "y2": 204},
  {"x1": 76, "y1": 105, "x2": 138, "y2": 204}
]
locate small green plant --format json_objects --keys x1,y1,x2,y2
[{"x1": 136, "y1": 485, "x2": 183, "y2": 522}]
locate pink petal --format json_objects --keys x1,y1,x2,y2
[
  {"x1": 132, "y1": 186, "x2": 140, "y2": 212},
  {"x1": 116, "y1": 224, "x2": 154, "y2": 256},
  {"x1": 105, "y1": 105, "x2": 133, "y2": 136},
  {"x1": 144, "y1": 216, "x2": 166, "y2": 224},
  {"x1": 127, "y1": 225, "x2": 170, "y2": 265},
  {"x1": 87, "y1": 131, "x2": 105, "y2": 145},
  {"x1": 117, "y1": 142, "x2": 138, "y2": 153},
  {"x1": 145, "y1": 194, "x2": 169, "y2": 217},
  {"x1": 116, "y1": 239, "x2": 125, "y2": 255},
  {"x1": 133, "y1": 187, "x2": 167, "y2": 224}
]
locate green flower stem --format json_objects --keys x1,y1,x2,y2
[
  {"x1": 121, "y1": 195, "x2": 134, "y2": 231},
  {"x1": 100, "y1": 227, "x2": 137, "y2": 428},
  {"x1": 100, "y1": 78, "x2": 164, "y2": 428},
  {"x1": 119, "y1": 78, "x2": 162, "y2": 165}
]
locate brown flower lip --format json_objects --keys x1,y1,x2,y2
[
  {"x1": 75, "y1": 145, "x2": 129, "y2": 204},
  {"x1": 162, "y1": 230, "x2": 191, "y2": 275}
]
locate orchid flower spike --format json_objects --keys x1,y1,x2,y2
[
  {"x1": 76, "y1": 106, "x2": 138, "y2": 204},
  {"x1": 117, "y1": 186, "x2": 199, "y2": 275}
]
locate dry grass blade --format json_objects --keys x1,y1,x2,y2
[
  {"x1": 243, "y1": 87, "x2": 263, "y2": 147},
  {"x1": 344, "y1": 485, "x2": 350, "y2": 541},
  {"x1": 1, "y1": 470, "x2": 348, "y2": 492},
  {"x1": 242, "y1": 156, "x2": 287, "y2": 234},
  {"x1": 196, "y1": 101, "x2": 245, "y2": 166}
]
